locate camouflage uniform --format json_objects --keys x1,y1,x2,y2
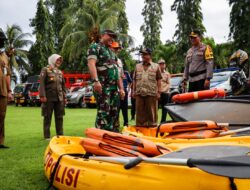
[
  {"x1": 87, "y1": 42, "x2": 120, "y2": 132},
  {"x1": 184, "y1": 43, "x2": 214, "y2": 92},
  {"x1": 39, "y1": 66, "x2": 66, "y2": 139}
]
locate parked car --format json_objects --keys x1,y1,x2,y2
[
  {"x1": 66, "y1": 87, "x2": 86, "y2": 108},
  {"x1": 84, "y1": 85, "x2": 96, "y2": 108},
  {"x1": 210, "y1": 68, "x2": 239, "y2": 95},
  {"x1": 29, "y1": 82, "x2": 41, "y2": 106},
  {"x1": 169, "y1": 73, "x2": 185, "y2": 102},
  {"x1": 13, "y1": 83, "x2": 32, "y2": 106}
]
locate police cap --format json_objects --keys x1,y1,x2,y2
[
  {"x1": 139, "y1": 48, "x2": 152, "y2": 55},
  {"x1": 189, "y1": 29, "x2": 201, "y2": 38}
]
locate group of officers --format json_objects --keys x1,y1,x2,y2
[
  {"x1": 0, "y1": 27, "x2": 214, "y2": 146},
  {"x1": 87, "y1": 29, "x2": 214, "y2": 132}
]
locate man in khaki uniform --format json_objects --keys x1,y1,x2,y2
[
  {"x1": 0, "y1": 29, "x2": 12, "y2": 148},
  {"x1": 132, "y1": 48, "x2": 162, "y2": 127},
  {"x1": 39, "y1": 54, "x2": 66, "y2": 139},
  {"x1": 158, "y1": 59, "x2": 171, "y2": 123},
  {"x1": 183, "y1": 30, "x2": 214, "y2": 92}
]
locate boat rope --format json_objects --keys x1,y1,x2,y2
[
  {"x1": 46, "y1": 153, "x2": 85, "y2": 190},
  {"x1": 229, "y1": 177, "x2": 237, "y2": 190}
]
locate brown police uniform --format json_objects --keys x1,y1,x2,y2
[
  {"x1": 0, "y1": 52, "x2": 11, "y2": 145},
  {"x1": 184, "y1": 43, "x2": 214, "y2": 92},
  {"x1": 40, "y1": 66, "x2": 66, "y2": 139},
  {"x1": 134, "y1": 62, "x2": 162, "y2": 127}
]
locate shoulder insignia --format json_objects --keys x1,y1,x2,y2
[{"x1": 205, "y1": 45, "x2": 214, "y2": 60}]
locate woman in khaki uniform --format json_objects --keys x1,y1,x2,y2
[
  {"x1": 0, "y1": 29, "x2": 12, "y2": 148},
  {"x1": 39, "y1": 54, "x2": 66, "y2": 139}
]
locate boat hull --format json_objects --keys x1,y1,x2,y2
[{"x1": 44, "y1": 136, "x2": 250, "y2": 190}]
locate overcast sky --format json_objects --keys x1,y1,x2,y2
[{"x1": 0, "y1": 0, "x2": 231, "y2": 47}]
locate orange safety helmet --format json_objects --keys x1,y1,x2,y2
[{"x1": 111, "y1": 41, "x2": 121, "y2": 49}]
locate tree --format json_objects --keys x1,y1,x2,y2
[
  {"x1": 45, "y1": 0, "x2": 71, "y2": 51},
  {"x1": 4, "y1": 24, "x2": 33, "y2": 77},
  {"x1": 30, "y1": 0, "x2": 55, "y2": 74},
  {"x1": 140, "y1": 0, "x2": 163, "y2": 50},
  {"x1": 171, "y1": 0, "x2": 205, "y2": 56},
  {"x1": 229, "y1": 0, "x2": 250, "y2": 54},
  {"x1": 60, "y1": 0, "x2": 121, "y2": 70}
]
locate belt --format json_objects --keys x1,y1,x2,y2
[{"x1": 189, "y1": 69, "x2": 206, "y2": 77}]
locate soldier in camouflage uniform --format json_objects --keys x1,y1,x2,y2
[
  {"x1": 183, "y1": 30, "x2": 214, "y2": 92},
  {"x1": 39, "y1": 54, "x2": 66, "y2": 139},
  {"x1": 87, "y1": 30, "x2": 125, "y2": 132}
]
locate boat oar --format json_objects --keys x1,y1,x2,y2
[
  {"x1": 123, "y1": 155, "x2": 250, "y2": 179},
  {"x1": 219, "y1": 127, "x2": 250, "y2": 136},
  {"x1": 218, "y1": 123, "x2": 250, "y2": 128}
]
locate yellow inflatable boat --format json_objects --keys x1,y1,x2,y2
[{"x1": 44, "y1": 136, "x2": 250, "y2": 190}]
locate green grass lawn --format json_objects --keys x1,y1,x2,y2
[{"x1": 0, "y1": 105, "x2": 163, "y2": 190}]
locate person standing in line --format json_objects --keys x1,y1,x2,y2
[
  {"x1": 87, "y1": 30, "x2": 125, "y2": 132},
  {"x1": 132, "y1": 48, "x2": 162, "y2": 127},
  {"x1": 183, "y1": 30, "x2": 214, "y2": 92},
  {"x1": 39, "y1": 54, "x2": 66, "y2": 140},
  {"x1": 157, "y1": 59, "x2": 171, "y2": 123},
  {"x1": 0, "y1": 29, "x2": 12, "y2": 148},
  {"x1": 130, "y1": 69, "x2": 136, "y2": 121}
]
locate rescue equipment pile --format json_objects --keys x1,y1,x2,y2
[{"x1": 81, "y1": 128, "x2": 172, "y2": 157}]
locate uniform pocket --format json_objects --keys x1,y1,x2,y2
[{"x1": 148, "y1": 72, "x2": 156, "y2": 81}]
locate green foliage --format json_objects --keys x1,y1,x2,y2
[
  {"x1": 171, "y1": 0, "x2": 205, "y2": 56},
  {"x1": 45, "y1": 0, "x2": 71, "y2": 51},
  {"x1": 4, "y1": 24, "x2": 33, "y2": 77},
  {"x1": 30, "y1": 0, "x2": 55, "y2": 74},
  {"x1": 229, "y1": 0, "x2": 250, "y2": 54},
  {"x1": 140, "y1": 0, "x2": 163, "y2": 50},
  {"x1": 60, "y1": 0, "x2": 121, "y2": 70}
]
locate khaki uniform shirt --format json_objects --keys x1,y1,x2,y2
[
  {"x1": 184, "y1": 43, "x2": 214, "y2": 82},
  {"x1": 134, "y1": 62, "x2": 162, "y2": 96},
  {"x1": 0, "y1": 52, "x2": 11, "y2": 97},
  {"x1": 160, "y1": 70, "x2": 171, "y2": 93},
  {"x1": 39, "y1": 66, "x2": 66, "y2": 102}
]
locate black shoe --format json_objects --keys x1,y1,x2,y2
[{"x1": 0, "y1": 145, "x2": 9, "y2": 149}]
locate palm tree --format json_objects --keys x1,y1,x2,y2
[
  {"x1": 60, "y1": 0, "x2": 122, "y2": 65},
  {"x1": 4, "y1": 24, "x2": 33, "y2": 74}
]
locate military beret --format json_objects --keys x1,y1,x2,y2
[
  {"x1": 101, "y1": 29, "x2": 117, "y2": 38},
  {"x1": 189, "y1": 29, "x2": 201, "y2": 38}
]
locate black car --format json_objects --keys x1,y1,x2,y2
[{"x1": 13, "y1": 83, "x2": 32, "y2": 106}]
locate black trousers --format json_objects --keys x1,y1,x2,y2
[
  {"x1": 131, "y1": 97, "x2": 136, "y2": 120},
  {"x1": 188, "y1": 79, "x2": 206, "y2": 92},
  {"x1": 119, "y1": 91, "x2": 129, "y2": 126},
  {"x1": 159, "y1": 93, "x2": 169, "y2": 123}
]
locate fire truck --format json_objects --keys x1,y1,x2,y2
[{"x1": 28, "y1": 72, "x2": 91, "y2": 106}]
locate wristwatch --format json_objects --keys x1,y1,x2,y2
[{"x1": 92, "y1": 78, "x2": 99, "y2": 82}]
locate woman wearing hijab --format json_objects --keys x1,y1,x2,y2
[{"x1": 39, "y1": 54, "x2": 66, "y2": 140}]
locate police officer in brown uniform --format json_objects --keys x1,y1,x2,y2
[
  {"x1": 0, "y1": 29, "x2": 12, "y2": 148},
  {"x1": 158, "y1": 59, "x2": 171, "y2": 123},
  {"x1": 183, "y1": 30, "x2": 214, "y2": 92},
  {"x1": 40, "y1": 54, "x2": 66, "y2": 139},
  {"x1": 132, "y1": 48, "x2": 162, "y2": 127}
]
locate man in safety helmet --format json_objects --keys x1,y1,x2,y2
[{"x1": 183, "y1": 29, "x2": 214, "y2": 92}]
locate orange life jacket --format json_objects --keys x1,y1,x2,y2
[
  {"x1": 165, "y1": 130, "x2": 221, "y2": 139},
  {"x1": 158, "y1": 120, "x2": 227, "y2": 133},
  {"x1": 85, "y1": 128, "x2": 171, "y2": 156},
  {"x1": 80, "y1": 138, "x2": 146, "y2": 157},
  {"x1": 172, "y1": 88, "x2": 226, "y2": 103}
]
